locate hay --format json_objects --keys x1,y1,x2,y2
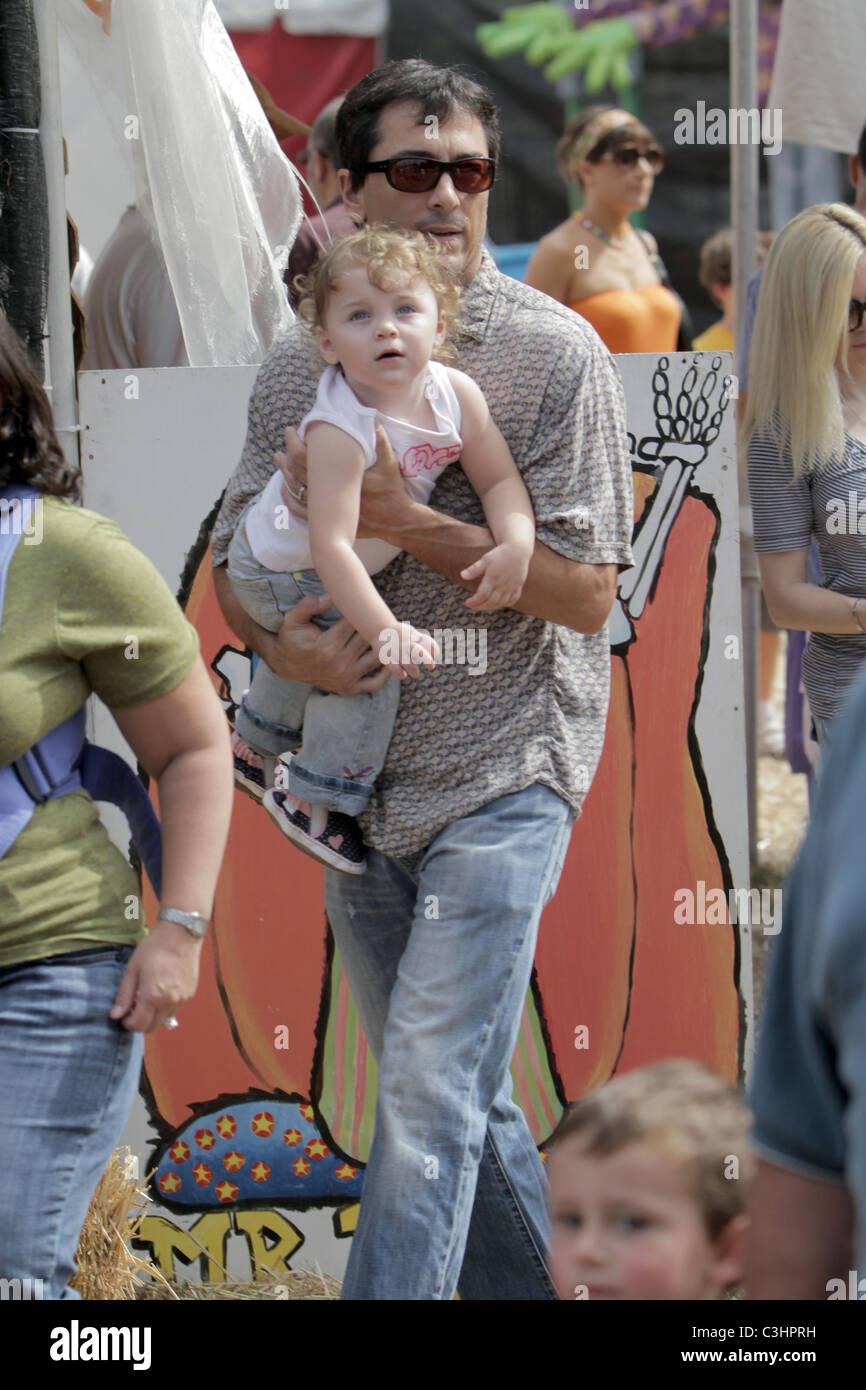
[
  {"x1": 69, "y1": 1146, "x2": 342, "y2": 1300},
  {"x1": 138, "y1": 1267, "x2": 342, "y2": 1300},
  {"x1": 71, "y1": 1148, "x2": 177, "y2": 1301}
]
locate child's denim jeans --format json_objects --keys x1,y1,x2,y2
[{"x1": 227, "y1": 512, "x2": 400, "y2": 816}]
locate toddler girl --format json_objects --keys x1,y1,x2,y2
[{"x1": 227, "y1": 225, "x2": 535, "y2": 873}]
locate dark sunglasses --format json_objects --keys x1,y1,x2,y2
[
  {"x1": 603, "y1": 145, "x2": 665, "y2": 174},
  {"x1": 850, "y1": 297, "x2": 866, "y2": 333},
  {"x1": 361, "y1": 156, "x2": 496, "y2": 193}
]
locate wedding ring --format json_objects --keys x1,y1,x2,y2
[
  {"x1": 163, "y1": 1015, "x2": 179, "y2": 1030},
  {"x1": 297, "y1": 483, "x2": 307, "y2": 504}
]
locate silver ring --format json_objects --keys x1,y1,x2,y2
[
  {"x1": 297, "y1": 483, "x2": 307, "y2": 504},
  {"x1": 163, "y1": 1015, "x2": 179, "y2": 1030}
]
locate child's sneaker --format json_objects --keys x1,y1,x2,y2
[
  {"x1": 263, "y1": 788, "x2": 367, "y2": 875},
  {"x1": 231, "y1": 729, "x2": 275, "y2": 802}
]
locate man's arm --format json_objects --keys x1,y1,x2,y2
[
  {"x1": 213, "y1": 564, "x2": 390, "y2": 696},
  {"x1": 745, "y1": 1160, "x2": 853, "y2": 1299},
  {"x1": 278, "y1": 424, "x2": 619, "y2": 635},
  {"x1": 273, "y1": 322, "x2": 631, "y2": 635},
  {"x1": 371, "y1": 492, "x2": 618, "y2": 634},
  {"x1": 362, "y1": 329, "x2": 631, "y2": 635}
]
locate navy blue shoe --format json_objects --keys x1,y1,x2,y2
[{"x1": 263, "y1": 790, "x2": 367, "y2": 875}]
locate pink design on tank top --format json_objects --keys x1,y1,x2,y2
[{"x1": 400, "y1": 441, "x2": 463, "y2": 478}]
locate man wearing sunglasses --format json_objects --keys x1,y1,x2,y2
[{"x1": 211, "y1": 58, "x2": 633, "y2": 1301}]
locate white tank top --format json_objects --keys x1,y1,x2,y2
[{"x1": 244, "y1": 361, "x2": 463, "y2": 574}]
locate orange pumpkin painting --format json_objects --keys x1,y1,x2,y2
[{"x1": 141, "y1": 353, "x2": 744, "y2": 1213}]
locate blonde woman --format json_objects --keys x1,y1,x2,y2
[
  {"x1": 524, "y1": 105, "x2": 682, "y2": 353},
  {"x1": 745, "y1": 203, "x2": 866, "y2": 746}
]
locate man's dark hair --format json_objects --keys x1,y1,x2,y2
[
  {"x1": 310, "y1": 95, "x2": 344, "y2": 167},
  {"x1": 335, "y1": 59, "x2": 500, "y2": 191},
  {"x1": 859, "y1": 118, "x2": 866, "y2": 175}
]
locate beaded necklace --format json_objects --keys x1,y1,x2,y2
[{"x1": 575, "y1": 214, "x2": 631, "y2": 251}]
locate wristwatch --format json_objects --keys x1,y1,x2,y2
[{"x1": 158, "y1": 907, "x2": 209, "y2": 939}]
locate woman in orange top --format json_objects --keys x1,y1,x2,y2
[
  {"x1": 525, "y1": 105, "x2": 682, "y2": 353},
  {"x1": 527, "y1": 111, "x2": 738, "y2": 1099}
]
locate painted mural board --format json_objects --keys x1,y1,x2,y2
[{"x1": 79, "y1": 350, "x2": 751, "y2": 1286}]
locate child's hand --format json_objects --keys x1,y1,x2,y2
[
  {"x1": 461, "y1": 543, "x2": 531, "y2": 611},
  {"x1": 376, "y1": 621, "x2": 440, "y2": 679}
]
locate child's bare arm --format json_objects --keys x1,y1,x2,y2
[
  {"x1": 306, "y1": 422, "x2": 437, "y2": 676},
  {"x1": 448, "y1": 369, "x2": 536, "y2": 611}
]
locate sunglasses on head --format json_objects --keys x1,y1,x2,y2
[
  {"x1": 361, "y1": 155, "x2": 496, "y2": 193},
  {"x1": 850, "y1": 297, "x2": 866, "y2": 333},
  {"x1": 602, "y1": 145, "x2": 665, "y2": 174}
]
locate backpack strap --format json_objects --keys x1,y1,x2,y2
[{"x1": 0, "y1": 484, "x2": 163, "y2": 896}]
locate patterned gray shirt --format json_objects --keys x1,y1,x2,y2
[{"x1": 212, "y1": 251, "x2": 634, "y2": 857}]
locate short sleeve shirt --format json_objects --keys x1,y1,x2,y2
[
  {"x1": 748, "y1": 429, "x2": 866, "y2": 718},
  {"x1": 212, "y1": 251, "x2": 634, "y2": 857},
  {"x1": 0, "y1": 499, "x2": 200, "y2": 964}
]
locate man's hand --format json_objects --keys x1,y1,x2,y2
[
  {"x1": 276, "y1": 423, "x2": 414, "y2": 539},
  {"x1": 461, "y1": 541, "x2": 531, "y2": 611},
  {"x1": 213, "y1": 565, "x2": 390, "y2": 696},
  {"x1": 270, "y1": 594, "x2": 392, "y2": 695}
]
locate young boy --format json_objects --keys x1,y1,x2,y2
[
  {"x1": 547, "y1": 1059, "x2": 751, "y2": 1300},
  {"x1": 694, "y1": 227, "x2": 774, "y2": 353}
]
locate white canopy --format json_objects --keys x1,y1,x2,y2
[
  {"x1": 769, "y1": 0, "x2": 866, "y2": 155},
  {"x1": 58, "y1": 0, "x2": 300, "y2": 367}
]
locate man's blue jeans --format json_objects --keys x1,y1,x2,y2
[
  {"x1": 324, "y1": 782, "x2": 574, "y2": 1300},
  {"x1": 0, "y1": 946, "x2": 144, "y2": 1298}
]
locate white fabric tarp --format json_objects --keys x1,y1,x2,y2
[
  {"x1": 213, "y1": 0, "x2": 388, "y2": 37},
  {"x1": 769, "y1": 0, "x2": 866, "y2": 155},
  {"x1": 58, "y1": 0, "x2": 300, "y2": 366}
]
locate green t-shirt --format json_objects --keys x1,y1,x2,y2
[{"x1": 0, "y1": 497, "x2": 199, "y2": 965}]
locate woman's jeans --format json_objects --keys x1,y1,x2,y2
[
  {"x1": 324, "y1": 782, "x2": 575, "y2": 1300},
  {"x1": 227, "y1": 518, "x2": 400, "y2": 815},
  {"x1": 0, "y1": 945, "x2": 144, "y2": 1298},
  {"x1": 812, "y1": 714, "x2": 833, "y2": 752}
]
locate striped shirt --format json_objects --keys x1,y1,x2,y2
[
  {"x1": 212, "y1": 250, "x2": 634, "y2": 858},
  {"x1": 748, "y1": 429, "x2": 866, "y2": 719}
]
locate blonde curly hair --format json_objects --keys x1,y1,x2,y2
[{"x1": 294, "y1": 224, "x2": 463, "y2": 364}]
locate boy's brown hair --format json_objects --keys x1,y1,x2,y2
[
  {"x1": 295, "y1": 225, "x2": 463, "y2": 363},
  {"x1": 699, "y1": 227, "x2": 775, "y2": 304},
  {"x1": 552, "y1": 1059, "x2": 753, "y2": 1240}
]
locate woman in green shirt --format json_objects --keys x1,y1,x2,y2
[{"x1": 0, "y1": 314, "x2": 233, "y2": 1298}]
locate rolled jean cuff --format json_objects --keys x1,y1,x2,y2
[
  {"x1": 236, "y1": 697, "x2": 302, "y2": 757},
  {"x1": 288, "y1": 759, "x2": 373, "y2": 816}
]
